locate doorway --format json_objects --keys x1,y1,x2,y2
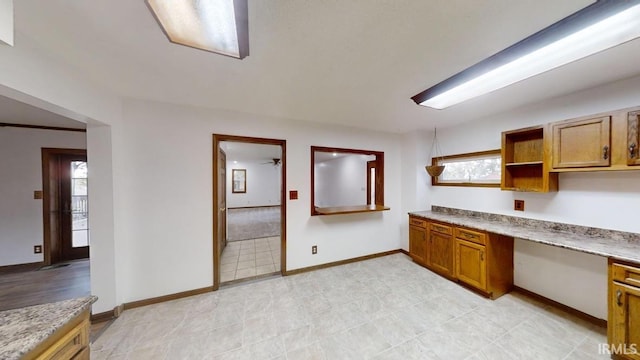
[
  {"x1": 42, "y1": 148, "x2": 89, "y2": 265},
  {"x1": 212, "y1": 135, "x2": 286, "y2": 289}
]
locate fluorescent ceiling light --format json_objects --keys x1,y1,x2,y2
[
  {"x1": 412, "y1": 2, "x2": 640, "y2": 109},
  {"x1": 146, "y1": 0, "x2": 249, "y2": 59}
]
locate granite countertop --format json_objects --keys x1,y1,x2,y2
[
  {"x1": 409, "y1": 207, "x2": 640, "y2": 264},
  {"x1": 0, "y1": 296, "x2": 97, "y2": 360}
]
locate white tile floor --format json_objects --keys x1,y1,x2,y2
[
  {"x1": 91, "y1": 254, "x2": 609, "y2": 360},
  {"x1": 220, "y1": 237, "x2": 281, "y2": 282}
]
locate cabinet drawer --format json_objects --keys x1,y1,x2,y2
[
  {"x1": 36, "y1": 318, "x2": 89, "y2": 360},
  {"x1": 430, "y1": 223, "x2": 452, "y2": 235},
  {"x1": 455, "y1": 227, "x2": 486, "y2": 245},
  {"x1": 409, "y1": 217, "x2": 427, "y2": 228},
  {"x1": 612, "y1": 263, "x2": 640, "y2": 288}
]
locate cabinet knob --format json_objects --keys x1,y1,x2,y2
[
  {"x1": 616, "y1": 289, "x2": 623, "y2": 306},
  {"x1": 630, "y1": 143, "x2": 637, "y2": 159},
  {"x1": 480, "y1": 251, "x2": 484, "y2": 261},
  {"x1": 603, "y1": 145, "x2": 609, "y2": 160}
]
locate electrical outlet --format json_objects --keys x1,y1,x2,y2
[
  {"x1": 514, "y1": 199, "x2": 525, "y2": 211},
  {"x1": 34, "y1": 245, "x2": 42, "y2": 254},
  {"x1": 312, "y1": 245, "x2": 317, "y2": 254}
]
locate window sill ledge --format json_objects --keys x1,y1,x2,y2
[{"x1": 313, "y1": 205, "x2": 390, "y2": 216}]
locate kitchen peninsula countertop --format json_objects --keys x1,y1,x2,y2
[
  {"x1": 410, "y1": 207, "x2": 640, "y2": 263},
  {"x1": 0, "y1": 296, "x2": 97, "y2": 360}
]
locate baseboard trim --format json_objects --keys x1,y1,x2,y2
[
  {"x1": 91, "y1": 303, "x2": 124, "y2": 323},
  {"x1": 399, "y1": 249, "x2": 410, "y2": 256},
  {"x1": 0, "y1": 261, "x2": 44, "y2": 274},
  {"x1": 91, "y1": 310, "x2": 115, "y2": 323},
  {"x1": 284, "y1": 249, "x2": 402, "y2": 276},
  {"x1": 512, "y1": 285, "x2": 607, "y2": 328},
  {"x1": 115, "y1": 250, "x2": 407, "y2": 313},
  {"x1": 227, "y1": 205, "x2": 281, "y2": 210},
  {"x1": 123, "y1": 286, "x2": 215, "y2": 310}
]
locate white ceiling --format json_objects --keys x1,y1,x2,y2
[{"x1": 12, "y1": 0, "x2": 640, "y2": 133}]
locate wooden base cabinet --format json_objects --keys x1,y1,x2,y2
[
  {"x1": 454, "y1": 227, "x2": 513, "y2": 299},
  {"x1": 409, "y1": 217, "x2": 427, "y2": 265},
  {"x1": 25, "y1": 310, "x2": 90, "y2": 360},
  {"x1": 428, "y1": 223, "x2": 454, "y2": 278},
  {"x1": 609, "y1": 259, "x2": 640, "y2": 360},
  {"x1": 455, "y1": 239, "x2": 486, "y2": 291},
  {"x1": 408, "y1": 216, "x2": 514, "y2": 299}
]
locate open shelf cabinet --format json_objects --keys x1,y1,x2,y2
[{"x1": 501, "y1": 125, "x2": 558, "y2": 192}]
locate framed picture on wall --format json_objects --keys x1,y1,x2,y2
[{"x1": 232, "y1": 169, "x2": 246, "y2": 193}]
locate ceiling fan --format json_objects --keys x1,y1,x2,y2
[{"x1": 261, "y1": 158, "x2": 281, "y2": 166}]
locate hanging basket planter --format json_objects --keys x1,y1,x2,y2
[
  {"x1": 426, "y1": 128, "x2": 446, "y2": 178},
  {"x1": 425, "y1": 165, "x2": 445, "y2": 177}
]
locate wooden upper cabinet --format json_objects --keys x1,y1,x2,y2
[
  {"x1": 628, "y1": 110, "x2": 640, "y2": 166},
  {"x1": 552, "y1": 116, "x2": 611, "y2": 169},
  {"x1": 501, "y1": 126, "x2": 557, "y2": 192}
]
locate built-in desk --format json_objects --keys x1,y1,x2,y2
[
  {"x1": 409, "y1": 206, "x2": 640, "y2": 264},
  {"x1": 409, "y1": 207, "x2": 640, "y2": 360}
]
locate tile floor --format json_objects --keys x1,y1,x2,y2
[
  {"x1": 91, "y1": 254, "x2": 609, "y2": 360},
  {"x1": 220, "y1": 237, "x2": 281, "y2": 282}
]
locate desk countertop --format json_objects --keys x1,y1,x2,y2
[{"x1": 409, "y1": 207, "x2": 640, "y2": 264}]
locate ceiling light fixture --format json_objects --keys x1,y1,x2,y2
[
  {"x1": 411, "y1": 1, "x2": 640, "y2": 109},
  {"x1": 146, "y1": 0, "x2": 249, "y2": 59}
]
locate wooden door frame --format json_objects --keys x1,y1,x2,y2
[
  {"x1": 212, "y1": 134, "x2": 287, "y2": 290},
  {"x1": 41, "y1": 148, "x2": 87, "y2": 266}
]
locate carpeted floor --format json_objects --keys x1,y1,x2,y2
[{"x1": 227, "y1": 206, "x2": 281, "y2": 241}]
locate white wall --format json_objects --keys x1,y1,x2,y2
[
  {"x1": 226, "y1": 160, "x2": 281, "y2": 208},
  {"x1": 0, "y1": 0, "x2": 13, "y2": 46},
  {"x1": 413, "y1": 75, "x2": 640, "y2": 320},
  {"x1": 315, "y1": 154, "x2": 374, "y2": 208},
  {"x1": 0, "y1": 33, "x2": 121, "y2": 313},
  {"x1": 113, "y1": 99, "x2": 403, "y2": 303},
  {"x1": 0, "y1": 127, "x2": 86, "y2": 266}
]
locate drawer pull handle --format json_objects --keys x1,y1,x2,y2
[
  {"x1": 631, "y1": 143, "x2": 637, "y2": 159},
  {"x1": 616, "y1": 289, "x2": 623, "y2": 306},
  {"x1": 480, "y1": 251, "x2": 484, "y2": 261},
  {"x1": 603, "y1": 145, "x2": 609, "y2": 160},
  {"x1": 463, "y1": 232, "x2": 476, "y2": 239}
]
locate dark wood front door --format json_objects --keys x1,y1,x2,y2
[{"x1": 42, "y1": 149, "x2": 89, "y2": 264}]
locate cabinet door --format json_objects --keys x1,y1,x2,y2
[
  {"x1": 455, "y1": 239, "x2": 487, "y2": 291},
  {"x1": 428, "y1": 231, "x2": 454, "y2": 277},
  {"x1": 610, "y1": 282, "x2": 640, "y2": 359},
  {"x1": 409, "y1": 225, "x2": 427, "y2": 265},
  {"x1": 628, "y1": 111, "x2": 640, "y2": 166},
  {"x1": 552, "y1": 116, "x2": 611, "y2": 168}
]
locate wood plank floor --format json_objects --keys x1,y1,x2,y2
[{"x1": 0, "y1": 260, "x2": 90, "y2": 311}]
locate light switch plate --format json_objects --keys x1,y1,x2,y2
[{"x1": 34, "y1": 190, "x2": 43, "y2": 199}]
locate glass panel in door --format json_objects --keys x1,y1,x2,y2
[{"x1": 71, "y1": 161, "x2": 89, "y2": 248}]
